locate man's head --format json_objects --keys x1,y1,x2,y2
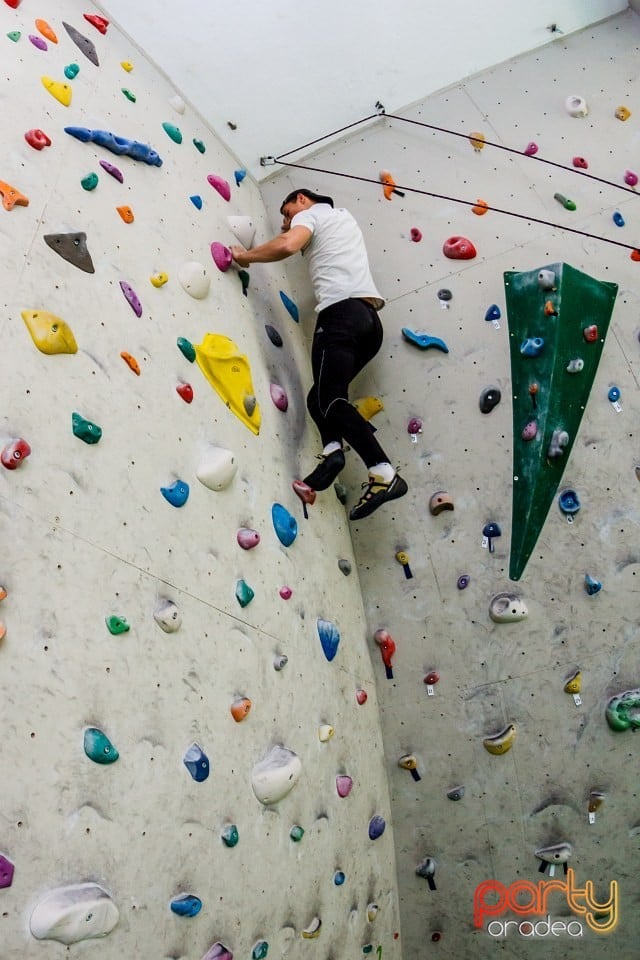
[{"x1": 280, "y1": 188, "x2": 334, "y2": 231}]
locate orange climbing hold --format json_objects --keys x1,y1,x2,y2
[
  {"x1": 230, "y1": 697, "x2": 252, "y2": 722},
  {"x1": 472, "y1": 199, "x2": 489, "y2": 216},
  {"x1": 120, "y1": 351, "x2": 140, "y2": 375},
  {"x1": 35, "y1": 19, "x2": 58, "y2": 43},
  {"x1": 116, "y1": 205, "x2": 134, "y2": 223},
  {"x1": 468, "y1": 131, "x2": 486, "y2": 151},
  {"x1": 84, "y1": 13, "x2": 109, "y2": 34},
  {"x1": 379, "y1": 170, "x2": 404, "y2": 201},
  {"x1": 0, "y1": 181, "x2": 29, "y2": 211}
]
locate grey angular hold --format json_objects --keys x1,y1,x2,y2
[
  {"x1": 44, "y1": 232, "x2": 95, "y2": 274},
  {"x1": 62, "y1": 22, "x2": 99, "y2": 66}
]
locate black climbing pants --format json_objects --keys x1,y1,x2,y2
[{"x1": 307, "y1": 297, "x2": 389, "y2": 469}]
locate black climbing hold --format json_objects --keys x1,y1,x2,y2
[
  {"x1": 264, "y1": 324, "x2": 283, "y2": 347},
  {"x1": 479, "y1": 386, "x2": 501, "y2": 413},
  {"x1": 43, "y1": 232, "x2": 95, "y2": 274},
  {"x1": 437, "y1": 288, "x2": 452, "y2": 301}
]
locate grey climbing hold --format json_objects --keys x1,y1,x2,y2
[
  {"x1": 264, "y1": 325, "x2": 283, "y2": 347},
  {"x1": 447, "y1": 785, "x2": 465, "y2": 801},
  {"x1": 62, "y1": 22, "x2": 99, "y2": 66},
  {"x1": 338, "y1": 559, "x2": 351, "y2": 575},
  {"x1": 416, "y1": 857, "x2": 437, "y2": 889},
  {"x1": 43, "y1": 232, "x2": 95, "y2": 274}
]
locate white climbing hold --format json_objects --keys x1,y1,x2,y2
[
  {"x1": 489, "y1": 593, "x2": 528, "y2": 623},
  {"x1": 565, "y1": 95, "x2": 588, "y2": 117},
  {"x1": 227, "y1": 215, "x2": 256, "y2": 249},
  {"x1": 251, "y1": 744, "x2": 301, "y2": 804},
  {"x1": 169, "y1": 94, "x2": 186, "y2": 114},
  {"x1": 153, "y1": 598, "x2": 181, "y2": 633},
  {"x1": 196, "y1": 446, "x2": 237, "y2": 491},
  {"x1": 30, "y1": 883, "x2": 119, "y2": 945},
  {"x1": 178, "y1": 261, "x2": 211, "y2": 300}
]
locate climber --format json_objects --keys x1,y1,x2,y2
[{"x1": 230, "y1": 188, "x2": 407, "y2": 521}]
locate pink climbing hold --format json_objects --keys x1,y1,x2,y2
[
  {"x1": 207, "y1": 174, "x2": 231, "y2": 201},
  {"x1": 410, "y1": 227, "x2": 422, "y2": 242},
  {"x1": 292, "y1": 480, "x2": 316, "y2": 520},
  {"x1": 279, "y1": 585, "x2": 292, "y2": 600},
  {"x1": 336, "y1": 775, "x2": 353, "y2": 798},
  {"x1": 523, "y1": 142, "x2": 538, "y2": 156},
  {"x1": 270, "y1": 383, "x2": 288, "y2": 411},
  {"x1": 237, "y1": 527, "x2": 260, "y2": 550},
  {"x1": 210, "y1": 241, "x2": 232, "y2": 272},
  {"x1": 176, "y1": 382, "x2": 193, "y2": 403},
  {"x1": 443, "y1": 236, "x2": 477, "y2": 260},
  {"x1": 624, "y1": 170, "x2": 638, "y2": 187},
  {"x1": 1, "y1": 438, "x2": 31, "y2": 469},
  {"x1": 572, "y1": 156, "x2": 588, "y2": 169}
]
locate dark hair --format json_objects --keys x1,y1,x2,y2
[{"x1": 280, "y1": 188, "x2": 334, "y2": 213}]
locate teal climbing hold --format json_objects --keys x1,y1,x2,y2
[
  {"x1": 81, "y1": 173, "x2": 98, "y2": 191},
  {"x1": 252, "y1": 941, "x2": 269, "y2": 960},
  {"x1": 401, "y1": 328, "x2": 449, "y2": 352},
  {"x1": 64, "y1": 63, "x2": 80, "y2": 79},
  {"x1": 193, "y1": 138, "x2": 206, "y2": 154},
  {"x1": 290, "y1": 825, "x2": 304, "y2": 841},
  {"x1": 272, "y1": 503, "x2": 297, "y2": 546},
  {"x1": 317, "y1": 618, "x2": 340, "y2": 662},
  {"x1": 170, "y1": 894, "x2": 202, "y2": 917},
  {"x1": 279, "y1": 291, "x2": 299, "y2": 322},
  {"x1": 235, "y1": 579, "x2": 254, "y2": 608},
  {"x1": 190, "y1": 195, "x2": 203, "y2": 210},
  {"x1": 122, "y1": 88, "x2": 136, "y2": 102},
  {"x1": 72, "y1": 412, "x2": 102, "y2": 444},
  {"x1": 221, "y1": 824, "x2": 239, "y2": 847},
  {"x1": 7, "y1": 32, "x2": 21, "y2": 42},
  {"x1": 162, "y1": 122, "x2": 182, "y2": 144},
  {"x1": 105, "y1": 615, "x2": 130, "y2": 635},
  {"x1": 177, "y1": 337, "x2": 196, "y2": 362},
  {"x1": 84, "y1": 727, "x2": 119, "y2": 764}
]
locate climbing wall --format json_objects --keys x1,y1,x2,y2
[
  {"x1": 262, "y1": 8, "x2": 640, "y2": 957},
  {"x1": 0, "y1": 3, "x2": 401, "y2": 958}
]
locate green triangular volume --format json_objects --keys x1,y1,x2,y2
[{"x1": 504, "y1": 262, "x2": 618, "y2": 581}]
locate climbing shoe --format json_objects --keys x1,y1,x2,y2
[
  {"x1": 349, "y1": 472, "x2": 408, "y2": 521},
  {"x1": 303, "y1": 448, "x2": 345, "y2": 491}
]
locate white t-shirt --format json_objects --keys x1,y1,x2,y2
[{"x1": 290, "y1": 204, "x2": 385, "y2": 313}]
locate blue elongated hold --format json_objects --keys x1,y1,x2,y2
[
  {"x1": 317, "y1": 618, "x2": 340, "y2": 662},
  {"x1": 84, "y1": 727, "x2": 119, "y2": 764},
  {"x1": 584, "y1": 574, "x2": 602, "y2": 595},
  {"x1": 368, "y1": 815, "x2": 386, "y2": 840},
  {"x1": 279, "y1": 291, "x2": 299, "y2": 322},
  {"x1": 161, "y1": 480, "x2": 189, "y2": 507},
  {"x1": 613, "y1": 211, "x2": 625, "y2": 227},
  {"x1": 190, "y1": 195, "x2": 203, "y2": 210},
  {"x1": 170, "y1": 894, "x2": 202, "y2": 917},
  {"x1": 272, "y1": 503, "x2": 298, "y2": 546},
  {"x1": 401, "y1": 328, "x2": 449, "y2": 352},
  {"x1": 485, "y1": 304, "x2": 501, "y2": 322},
  {"x1": 64, "y1": 126, "x2": 163, "y2": 166},
  {"x1": 183, "y1": 742, "x2": 209, "y2": 782},
  {"x1": 558, "y1": 488, "x2": 580, "y2": 515},
  {"x1": 520, "y1": 336, "x2": 545, "y2": 357}
]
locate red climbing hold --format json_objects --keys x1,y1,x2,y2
[
  {"x1": 1, "y1": 438, "x2": 31, "y2": 469},
  {"x1": 583, "y1": 325, "x2": 598, "y2": 342},
  {"x1": 410, "y1": 227, "x2": 422, "y2": 242},
  {"x1": 443, "y1": 236, "x2": 477, "y2": 260},
  {"x1": 4, "y1": 0, "x2": 21, "y2": 7},
  {"x1": 83, "y1": 13, "x2": 109, "y2": 33},
  {"x1": 631, "y1": 249, "x2": 640, "y2": 262},
  {"x1": 176, "y1": 382, "x2": 194, "y2": 403},
  {"x1": 572, "y1": 156, "x2": 588, "y2": 169},
  {"x1": 25, "y1": 129, "x2": 52, "y2": 150}
]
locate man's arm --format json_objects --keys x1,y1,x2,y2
[{"x1": 230, "y1": 225, "x2": 311, "y2": 267}]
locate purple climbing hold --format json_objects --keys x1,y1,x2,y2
[
  {"x1": 203, "y1": 944, "x2": 233, "y2": 960},
  {"x1": 237, "y1": 528, "x2": 260, "y2": 550},
  {"x1": 368, "y1": 815, "x2": 386, "y2": 840},
  {"x1": 207, "y1": 174, "x2": 231, "y2": 201},
  {"x1": 0, "y1": 854, "x2": 15, "y2": 889},
  {"x1": 119, "y1": 281, "x2": 142, "y2": 317},
  {"x1": 29, "y1": 34, "x2": 48, "y2": 50},
  {"x1": 99, "y1": 160, "x2": 124, "y2": 182},
  {"x1": 270, "y1": 383, "x2": 288, "y2": 411},
  {"x1": 336, "y1": 775, "x2": 353, "y2": 798}
]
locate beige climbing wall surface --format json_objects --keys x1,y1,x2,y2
[
  {"x1": 262, "y1": 8, "x2": 640, "y2": 958},
  {"x1": 0, "y1": 3, "x2": 401, "y2": 959}
]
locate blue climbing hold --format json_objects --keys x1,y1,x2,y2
[
  {"x1": 333, "y1": 870, "x2": 346, "y2": 885},
  {"x1": 368, "y1": 815, "x2": 386, "y2": 840},
  {"x1": 234, "y1": 169, "x2": 247, "y2": 186},
  {"x1": 64, "y1": 126, "x2": 163, "y2": 166},
  {"x1": 613, "y1": 211, "x2": 625, "y2": 227},
  {"x1": 558, "y1": 489, "x2": 581, "y2": 515},
  {"x1": 190, "y1": 195, "x2": 203, "y2": 210},
  {"x1": 272, "y1": 503, "x2": 298, "y2": 547},
  {"x1": 608, "y1": 385, "x2": 621, "y2": 403},
  {"x1": 485, "y1": 304, "x2": 501, "y2": 322},
  {"x1": 280, "y1": 291, "x2": 299, "y2": 323},
  {"x1": 170, "y1": 894, "x2": 202, "y2": 917},
  {"x1": 161, "y1": 479, "x2": 190, "y2": 507},
  {"x1": 401, "y1": 328, "x2": 449, "y2": 352},
  {"x1": 183, "y1": 743, "x2": 210, "y2": 782},
  {"x1": 584, "y1": 574, "x2": 602, "y2": 596},
  {"x1": 520, "y1": 337, "x2": 545, "y2": 357},
  {"x1": 317, "y1": 618, "x2": 340, "y2": 662}
]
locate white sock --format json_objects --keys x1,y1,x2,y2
[
  {"x1": 322, "y1": 441, "x2": 342, "y2": 456},
  {"x1": 369, "y1": 461, "x2": 395, "y2": 482}
]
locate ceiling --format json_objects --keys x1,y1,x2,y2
[{"x1": 97, "y1": 0, "x2": 630, "y2": 182}]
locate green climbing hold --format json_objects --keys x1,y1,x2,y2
[
  {"x1": 64, "y1": 63, "x2": 80, "y2": 79},
  {"x1": 162, "y1": 122, "x2": 182, "y2": 144},
  {"x1": 606, "y1": 688, "x2": 640, "y2": 731},
  {"x1": 81, "y1": 173, "x2": 99, "y2": 191},
  {"x1": 238, "y1": 270, "x2": 250, "y2": 296},
  {"x1": 289, "y1": 825, "x2": 304, "y2": 842},
  {"x1": 193, "y1": 138, "x2": 206, "y2": 154},
  {"x1": 105, "y1": 615, "x2": 130, "y2": 635},
  {"x1": 72, "y1": 412, "x2": 102, "y2": 444},
  {"x1": 84, "y1": 726, "x2": 119, "y2": 764},
  {"x1": 177, "y1": 337, "x2": 196, "y2": 363},
  {"x1": 7, "y1": 31, "x2": 21, "y2": 42},
  {"x1": 221, "y1": 824, "x2": 239, "y2": 847},
  {"x1": 553, "y1": 193, "x2": 577, "y2": 211},
  {"x1": 235, "y1": 579, "x2": 254, "y2": 608},
  {"x1": 252, "y1": 942, "x2": 269, "y2": 960},
  {"x1": 121, "y1": 88, "x2": 136, "y2": 102}
]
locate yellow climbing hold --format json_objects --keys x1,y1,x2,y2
[
  {"x1": 41, "y1": 76, "x2": 72, "y2": 107},
  {"x1": 150, "y1": 272, "x2": 169, "y2": 287},
  {"x1": 353, "y1": 396, "x2": 384, "y2": 421},
  {"x1": 120, "y1": 61, "x2": 134, "y2": 72},
  {"x1": 482, "y1": 723, "x2": 517, "y2": 755},
  {"x1": 21, "y1": 310, "x2": 78, "y2": 355},
  {"x1": 195, "y1": 334, "x2": 261, "y2": 434},
  {"x1": 564, "y1": 670, "x2": 581, "y2": 695}
]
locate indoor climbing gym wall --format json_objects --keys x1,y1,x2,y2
[
  {"x1": 0, "y1": 3, "x2": 402, "y2": 959},
  {"x1": 261, "y1": 7, "x2": 640, "y2": 958}
]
